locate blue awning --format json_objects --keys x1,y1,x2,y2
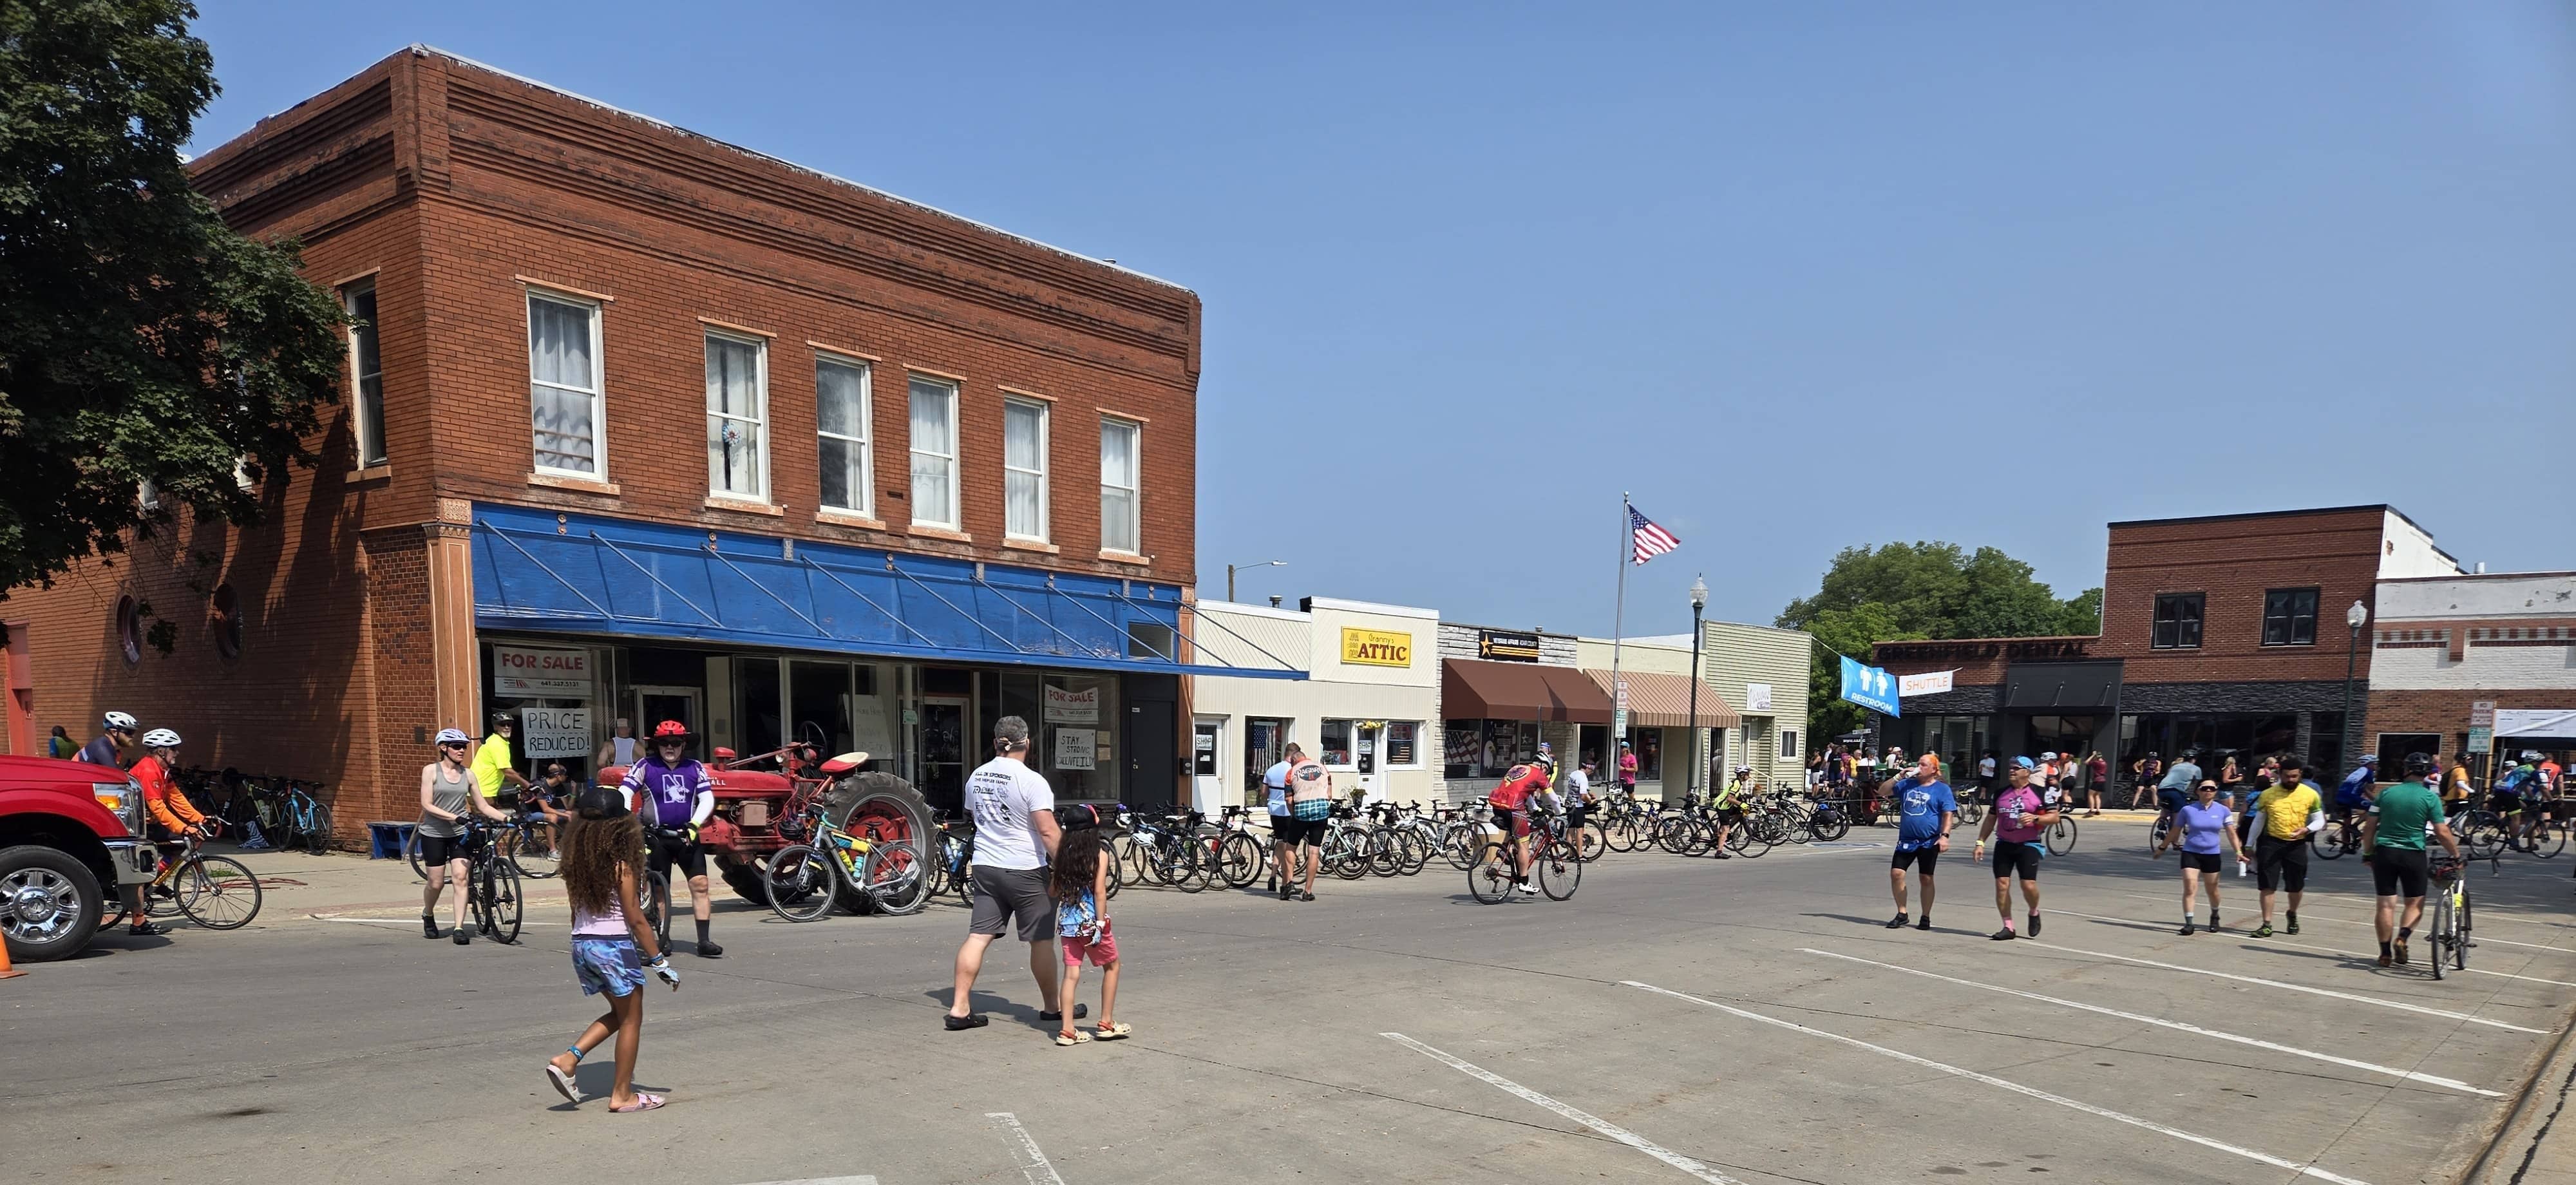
[{"x1": 469, "y1": 503, "x2": 1303, "y2": 679}]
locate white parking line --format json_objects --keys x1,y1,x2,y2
[
  {"x1": 1799, "y1": 948, "x2": 2501, "y2": 1096},
  {"x1": 986, "y1": 1113, "x2": 1068, "y2": 1185},
  {"x1": 2054, "y1": 907, "x2": 2576, "y2": 988},
  {"x1": 2109, "y1": 893, "x2": 2572, "y2": 951},
  {"x1": 2016, "y1": 933, "x2": 2549, "y2": 1034},
  {"x1": 1619, "y1": 981, "x2": 2372, "y2": 1185},
  {"x1": 732, "y1": 1178, "x2": 879, "y2": 1185},
  {"x1": 1381, "y1": 1032, "x2": 1747, "y2": 1185}
]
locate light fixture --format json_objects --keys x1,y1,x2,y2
[
  {"x1": 2346, "y1": 600, "x2": 2369, "y2": 630},
  {"x1": 1689, "y1": 575, "x2": 1708, "y2": 612},
  {"x1": 1226, "y1": 559, "x2": 1285, "y2": 602}
]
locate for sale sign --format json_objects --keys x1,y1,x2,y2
[{"x1": 493, "y1": 645, "x2": 592, "y2": 697}]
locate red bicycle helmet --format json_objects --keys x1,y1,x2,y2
[{"x1": 651, "y1": 719, "x2": 692, "y2": 741}]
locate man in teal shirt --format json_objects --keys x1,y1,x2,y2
[{"x1": 2358, "y1": 752, "x2": 2462, "y2": 968}]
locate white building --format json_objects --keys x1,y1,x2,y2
[{"x1": 1188, "y1": 597, "x2": 1443, "y2": 813}]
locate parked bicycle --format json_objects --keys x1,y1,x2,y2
[{"x1": 764, "y1": 801, "x2": 929, "y2": 921}]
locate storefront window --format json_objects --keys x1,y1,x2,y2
[
  {"x1": 790, "y1": 660, "x2": 853, "y2": 755},
  {"x1": 736, "y1": 656, "x2": 782, "y2": 755},
  {"x1": 1385, "y1": 722, "x2": 1419, "y2": 767},
  {"x1": 1443, "y1": 719, "x2": 1537, "y2": 779},
  {"x1": 1040, "y1": 674, "x2": 1116, "y2": 801},
  {"x1": 1624, "y1": 728, "x2": 1662, "y2": 780},
  {"x1": 1321, "y1": 719, "x2": 1355, "y2": 767}
]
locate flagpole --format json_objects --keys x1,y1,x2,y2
[{"x1": 1611, "y1": 492, "x2": 1628, "y2": 770}]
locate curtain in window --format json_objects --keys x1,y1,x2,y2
[
  {"x1": 347, "y1": 287, "x2": 386, "y2": 466},
  {"x1": 1005, "y1": 401, "x2": 1045, "y2": 538},
  {"x1": 705, "y1": 337, "x2": 764, "y2": 498},
  {"x1": 816, "y1": 361, "x2": 867, "y2": 511},
  {"x1": 529, "y1": 299, "x2": 596, "y2": 473},
  {"x1": 909, "y1": 379, "x2": 956, "y2": 526},
  {"x1": 1099, "y1": 420, "x2": 1137, "y2": 551}
]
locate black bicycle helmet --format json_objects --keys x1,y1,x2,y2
[{"x1": 2403, "y1": 752, "x2": 2436, "y2": 777}]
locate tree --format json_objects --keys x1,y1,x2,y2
[
  {"x1": 0, "y1": 1, "x2": 345, "y2": 596},
  {"x1": 1777, "y1": 542, "x2": 2103, "y2": 750}
]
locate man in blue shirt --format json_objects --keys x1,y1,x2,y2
[
  {"x1": 1885, "y1": 754, "x2": 1957, "y2": 932},
  {"x1": 2332, "y1": 754, "x2": 2378, "y2": 831}
]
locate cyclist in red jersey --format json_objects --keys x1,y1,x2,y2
[{"x1": 1488, "y1": 758, "x2": 1553, "y2": 895}]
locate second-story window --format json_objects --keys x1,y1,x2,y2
[
  {"x1": 2262, "y1": 587, "x2": 2319, "y2": 647},
  {"x1": 2151, "y1": 593, "x2": 2203, "y2": 649},
  {"x1": 815, "y1": 356, "x2": 871, "y2": 515},
  {"x1": 343, "y1": 282, "x2": 386, "y2": 467},
  {"x1": 908, "y1": 374, "x2": 959, "y2": 529},
  {"x1": 527, "y1": 294, "x2": 603, "y2": 475},
  {"x1": 1004, "y1": 397, "x2": 1049, "y2": 541},
  {"x1": 705, "y1": 332, "x2": 767, "y2": 500},
  {"x1": 1100, "y1": 417, "x2": 1141, "y2": 553}
]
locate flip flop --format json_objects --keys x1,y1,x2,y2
[
  {"x1": 1092, "y1": 1022, "x2": 1132, "y2": 1040},
  {"x1": 609, "y1": 1092, "x2": 666, "y2": 1113},
  {"x1": 1054, "y1": 1029, "x2": 1092, "y2": 1047},
  {"x1": 545, "y1": 1063, "x2": 578, "y2": 1104}
]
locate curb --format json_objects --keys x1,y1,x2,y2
[{"x1": 2461, "y1": 994, "x2": 2576, "y2": 1182}]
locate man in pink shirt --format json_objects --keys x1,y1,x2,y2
[
  {"x1": 1616, "y1": 742, "x2": 1639, "y2": 792},
  {"x1": 1973, "y1": 757, "x2": 2061, "y2": 941}
]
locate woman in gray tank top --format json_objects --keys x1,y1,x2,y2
[{"x1": 422, "y1": 727, "x2": 510, "y2": 943}]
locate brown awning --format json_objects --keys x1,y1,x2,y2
[
  {"x1": 1443, "y1": 658, "x2": 1615, "y2": 725},
  {"x1": 1584, "y1": 669, "x2": 1739, "y2": 729}
]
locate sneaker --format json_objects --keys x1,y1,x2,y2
[
  {"x1": 1915, "y1": 915, "x2": 1932, "y2": 931},
  {"x1": 1886, "y1": 913, "x2": 1909, "y2": 929},
  {"x1": 1278, "y1": 883, "x2": 1293, "y2": 901},
  {"x1": 1990, "y1": 926, "x2": 2017, "y2": 941},
  {"x1": 2027, "y1": 913, "x2": 2041, "y2": 938},
  {"x1": 2209, "y1": 912, "x2": 2221, "y2": 931},
  {"x1": 1300, "y1": 889, "x2": 1315, "y2": 902},
  {"x1": 127, "y1": 920, "x2": 169, "y2": 937},
  {"x1": 2286, "y1": 913, "x2": 2300, "y2": 936},
  {"x1": 1039, "y1": 1004, "x2": 1089, "y2": 1022},
  {"x1": 1515, "y1": 881, "x2": 1539, "y2": 895},
  {"x1": 2394, "y1": 939, "x2": 2409, "y2": 965},
  {"x1": 422, "y1": 915, "x2": 440, "y2": 940},
  {"x1": 696, "y1": 941, "x2": 724, "y2": 959},
  {"x1": 2253, "y1": 922, "x2": 2274, "y2": 938},
  {"x1": 2377, "y1": 951, "x2": 2393, "y2": 969},
  {"x1": 1712, "y1": 851, "x2": 1733, "y2": 860},
  {"x1": 2179, "y1": 919, "x2": 2195, "y2": 936},
  {"x1": 452, "y1": 929, "x2": 470, "y2": 945}
]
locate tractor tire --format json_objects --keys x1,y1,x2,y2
[
  {"x1": 826, "y1": 772, "x2": 934, "y2": 918},
  {"x1": 716, "y1": 855, "x2": 770, "y2": 905}
]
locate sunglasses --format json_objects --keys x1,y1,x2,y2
[{"x1": 439, "y1": 741, "x2": 469, "y2": 750}]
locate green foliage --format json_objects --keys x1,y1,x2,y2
[
  {"x1": 1777, "y1": 542, "x2": 2102, "y2": 750},
  {"x1": 0, "y1": 0, "x2": 346, "y2": 594}
]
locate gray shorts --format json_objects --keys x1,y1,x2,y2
[{"x1": 969, "y1": 864, "x2": 1056, "y2": 943}]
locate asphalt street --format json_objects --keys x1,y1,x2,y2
[{"x1": 8, "y1": 818, "x2": 2574, "y2": 1185}]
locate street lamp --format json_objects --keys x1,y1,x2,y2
[
  {"x1": 2340, "y1": 599, "x2": 2369, "y2": 775},
  {"x1": 1226, "y1": 559, "x2": 1285, "y2": 603},
  {"x1": 1689, "y1": 575, "x2": 1708, "y2": 798}
]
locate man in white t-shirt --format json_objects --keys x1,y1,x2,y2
[
  {"x1": 1264, "y1": 745, "x2": 1298, "y2": 895},
  {"x1": 944, "y1": 716, "x2": 1071, "y2": 1032}
]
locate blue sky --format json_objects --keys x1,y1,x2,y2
[{"x1": 187, "y1": 3, "x2": 2576, "y2": 638}]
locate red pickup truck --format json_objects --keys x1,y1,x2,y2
[{"x1": 0, "y1": 754, "x2": 158, "y2": 962}]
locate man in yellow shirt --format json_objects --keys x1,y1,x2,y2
[
  {"x1": 473, "y1": 712, "x2": 533, "y2": 807},
  {"x1": 2247, "y1": 756, "x2": 2325, "y2": 938},
  {"x1": 2441, "y1": 755, "x2": 2473, "y2": 806}
]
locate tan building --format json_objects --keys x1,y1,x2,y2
[
  {"x1": 1188, "y1": 597, "x2": 1442, "y2": 811},
  {"x1": 1573, "y1": 635, "x2": 1738, "y2": 801}
]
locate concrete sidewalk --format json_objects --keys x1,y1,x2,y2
[
  {"x1": 218, "y1": 843, "x2": 581, "y2": 920},
  {"x1": 2476, "y1": 1018, "x2": 2576, "y2": 1184}
]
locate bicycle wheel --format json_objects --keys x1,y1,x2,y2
[
  {"x1": 1368, "y1": 827, "x2": 1405, "y2": 877},
  {"x1": 479, "y1": 857, "x2": 524, "y2": 944},
  {"x1": 404, "y1": 828, "x2": 426, "y2": 880},
  {"x1": 1573, "y1": 824, "x2": 1604, "y2": 862},
  {"x1": 174, "y1": 855, "x2": 262, "y2": 930},
  {"x1": 1656, "y1": 816, "x2": 1694, "y2": 855},
  {"x1": 1217, "y1": 831, "x2": 1266, "y2": 887},
  {"x1": 1736, "y1": 820, "x2": 1776, "y2": 858},
  {"x1": 2045, "y1": 815, "x2": 2078, "y2": 857},
  {"x1": 1810, "y1": 807, "x2": 1851, "y2": 842},
  {"x1": 512, "y1": 824, "x2": 561, "y2": 880},
  {"x1": 1099, "y1": 837, "x2": 1122, "y2": 900},
  {"x1": 304, "y1": 804, "x2": 335, "y2": 855},
  {"x1": 1323, "y1": 828, "x2": 1368, "y2": 880},
  {"x1": 2429, "y1": 892, "x2": 2450, "y2": 981},
  {"x1": 646, "y1": 871, "x2": 673, "y2": 945},
  {"x1": 1468, "y1": 839, "x2": 1513, "y2": 904},
  {"x1": 1443, "y1": 825, "x2": 1480, "y2": 870},
  {"x1": 861, "y1": 839, "x2": 931, "y2": 916},
  {"x1": 2456, "y1": 883, "x2": 2472, "y2": 970},
  {"x1": 2309, "y1": 819, "x2": 2351, "y2": 860},
  {"x1": 2531, "y1": 820, "x2": 2566, "y2": 859},
  {"x1": 765, "y1": 846, "x2": 835, "y2": 922},
  {"x1": 1537, "y1": 839, "x2": 1582, "y2": 900}
]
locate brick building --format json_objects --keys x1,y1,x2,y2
[
  {"x1": 2367, "y1": 571, "x2": 2576, "y2": 779},
  {"x1": 0, "y1": 46, "x2": 1289, "y2": 835},
  {"x1": 1876, "y1": 506, "x2": 2463, "y2": 788}
]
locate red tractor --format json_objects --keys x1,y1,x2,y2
[{"x1": 600, "y1": 742, "x2": 934, "y2": 908}]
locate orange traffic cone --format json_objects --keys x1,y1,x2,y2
[{"x1": 0, "y1": 938, "x2": 24, "y2": 980}]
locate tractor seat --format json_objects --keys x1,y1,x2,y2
[{"x1": 818, "y1": 751, "x2": 871, "y2": 776}]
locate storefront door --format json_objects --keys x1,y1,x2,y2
[
  {"x1": 1245, "y1": 718, "x2": 1289, "y2": 808},
  {"x1": 1352, "y1": 721, "x2": 1383, "y2": 804},
  {"x1": 920, "y1": 696, "x2": 969, "y2": 816},
  {"x1": 1192, "y1": 717, "x2": 1224, "y2": 813},
  {"x1": 634, "y1": 685, "x2": 701, "y2": 737}
]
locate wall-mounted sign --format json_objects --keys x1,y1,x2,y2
[
  {"x1": 1897, "y1": 670, "x2": 1955, "y2": 697},
  {"x1": 1875, "y1": 639, "x2": 2090, "y2": 662},
  {"x1": 1341, "y1": 628, "x2": 1413, "y2": 667},
  {"x1": 1745, "y1": 683, "x2": 1774, "y2": 712},
  {"x1": 1044, "y1": 685, "x2": 1100, "y2": 724},
  {"x1": 1054, "y1": 727, "x2": 1097, "y2": 770},
  {"x1": 2470, "y1": 701, "x2": 2496, "y2": 729},
  {"x1": 520, "y1": 706, "x2": 592, "y2": 759},
  {"x1": 1479, "y1": 630, "x2": 1542, "y2": 662},
  {"x1": 493, "y1": 645, "x2": 592, "y2": 697}
]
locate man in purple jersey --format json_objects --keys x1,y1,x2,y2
[{"x1": 621, "y1": 719, "x2": 722, "y2": 958}]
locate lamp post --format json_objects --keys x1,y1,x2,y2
[
  {"x1": 1226, "y1": 559, "x2": 1284, "y2": 603},
  {"x1": 2340, "y1": 599, "x2": 2369, "y2": 774},
  {"x1": 1689, "y1": 574, "x2": 1708, "y2": 798}
]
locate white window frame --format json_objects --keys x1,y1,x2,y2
[
  {"x1": 343, "y1": 281, "x2": 386, "y2": 467},
  {"x1": 1320, "y1": 717, "x2": 1358, "y2": 770},
  {"x1": 1100, "y1": 416, "x2": 1141, "y2": 553},
  {"x1": 908, "y1": 374, "x2": 961, "y2": 530},
  {"x1": 1003, "y1": 396, "x2": 1050, "y2": 542},
  {"x1": 814, "y1": 353, "x2": 872, "y2": 516},
  {"x1": 703, "y1": 330, "x2": 770, "y2": 502},
  {"x1": 527, "y1": 292, "x2": 607, "y2": 478},
  {"x1": 1779, "y1": 728, "x2": 1799, "y2": 760},
  {"x1": 1383, "y1": 721, "x2": 1424, "y2": 769}
]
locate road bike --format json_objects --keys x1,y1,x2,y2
[
  {"x1": 764, "y1": 802, "x2": 929, "y2": 921},
  {"x1": 497, "y1": 813, "x2": 560, "y2": 879},
  {"x1": 457, "y1": 819, "x2": 524, "y2": 944},
  {"x1": 102, "y1": 825, "x2": 262, "y2": 931},
  {"x1": 263, "y1": 779, "x2": 336, "y2": 855},
  {"x1": 2043, "y1": 809, "x2": 2079, "y2": 856},
  {"x1": 2426, "y1": 857, "x2": 2474, "y2": 980},
  {"x1": 1467, "y1": 817, "x2": 1579, "y2": 903},
  {"x1": 1110, "y1": 807, "x2": 1215, "y2": 891},
  {"x1": 2310, "y1": 808, "x2": 2366, "y2": 860},
  {"x1": 1206, "y1": 805, "x2": 1273, "y2": 887}
]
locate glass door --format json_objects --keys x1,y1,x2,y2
[
  {"x1": 632, "y1": 685, "x2": 701, "y2": 741},
  {"x1": 919, "y1": 696, "x2": 969, "y2": 817}
]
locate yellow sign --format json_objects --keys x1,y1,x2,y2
[{"x1": 1341, "y1": 627, "x2": 1413, "y2": 668}]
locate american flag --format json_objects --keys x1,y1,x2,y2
[{"x1": 1630, "y1": 506, "x2": 1680, "y2": 564}]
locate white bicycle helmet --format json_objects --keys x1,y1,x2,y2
[
  {"x1": 103, "y1": 710, "x2": 137, "y2": 731},
  {"x1": 140, "y1": 728, "x2": 182, "y2": 748},
  {"x1": 433, "y1": 727, "x2": 471, "y2": 745}
]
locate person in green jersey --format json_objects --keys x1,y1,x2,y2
[{"x1": 2358, "y1": 752, "x2": 2463, "y2": 968}]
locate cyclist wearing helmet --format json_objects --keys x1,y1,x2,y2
[
  {"x1": 2358, "y1": 752, "x2": 2462, "y2": 968},
  {"x1": 620, "y1": 721, "x2": 722, "y2": 958},
  {"x1": 2494, "y1": 752, "x2": 2542, "y2": 852},
  {"x1": 473, "y1": 711, "x2": 533, "y2": 810},
  {"x1": 421, "y1": 727, "x2": 513, "y2": 943},
  {"x1": 106, "y1": 725, "x2": 191, "y2": 936},
  {"x1": 1486, "y1": 754, "x2": 1551, "y2": 895},
  {"x1": 78, "y1": 710, "x2": 139, "y2": 770}
]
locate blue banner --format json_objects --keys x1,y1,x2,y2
[{"x1": 1839, "y1": 656, "x2": 1900, "y2": 717}]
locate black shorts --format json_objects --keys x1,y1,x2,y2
[
  {"x1": 419, "y1": 831, "x2": 469, "y2": 865},
  {"x1": 1272, "y1": 814, "x2": 1325, "y2": 848},
  {"x1": 646, "y1": 830, "x2": 708, "y2": 880},
  {"x1": 1891, "y1": 846, "x2": 1939, "y2": 873},
  {"x1": 2494, "y1": 795, "x2": 2524, "y2": 817},
  {"x1": 2254, "y1": 834, "x2": 2308, "y2": 893},
  {"x1": 1990, "y1": 840, "x2": 2042, "y2": 880},
  {"x1": 1490, "y1": 808, "x2": 1524, "y2": 840},
  {"x1": 1565, "y1": 806, "x2": 1591, "y2": 830},
  {"x1": 2179, "y1": 851, "x2": 2222, "y2": 875},
  {"x1": 2370, "y1": 847, "x2": 2430, "y2": 898}
]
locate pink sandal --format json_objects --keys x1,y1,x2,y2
[{"x1": 609, "y1": 1092, "x2": 666, "y2": 1113}]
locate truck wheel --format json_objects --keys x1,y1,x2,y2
[{"x1": 0, "y1": 846, "x2": 104, "y2": 963}]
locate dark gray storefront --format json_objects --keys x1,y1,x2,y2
[
  {"x1": 1891, "y1": 661, "x2": 2123, "y2": 777},
  {"x1": 1888, "y1": 662, "x2": 2356, "y2": 788}
]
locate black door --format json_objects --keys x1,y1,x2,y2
[{"x1": 1122, "y1": 675, "x2": 1179, "y2": 814}]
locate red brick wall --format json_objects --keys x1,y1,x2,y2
[
  {"x1": 2099, "y1": 507, "x2": 2385, "y2": 685},
  {"x1": 2367, "y1": 688, "x2": 2569, "y2": 764}
]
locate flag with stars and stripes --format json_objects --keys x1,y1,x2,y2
[{"x1": 1630, "y1": 506, "x2": 1680, "y2": 565}]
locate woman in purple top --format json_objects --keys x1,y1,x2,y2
[
  {"x1": 2150, "y1": 781, "x2": 2244, "y2": 935},
  {"x1": 1973, "y1": 758, "x2": 2061, "y2": 940}
]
